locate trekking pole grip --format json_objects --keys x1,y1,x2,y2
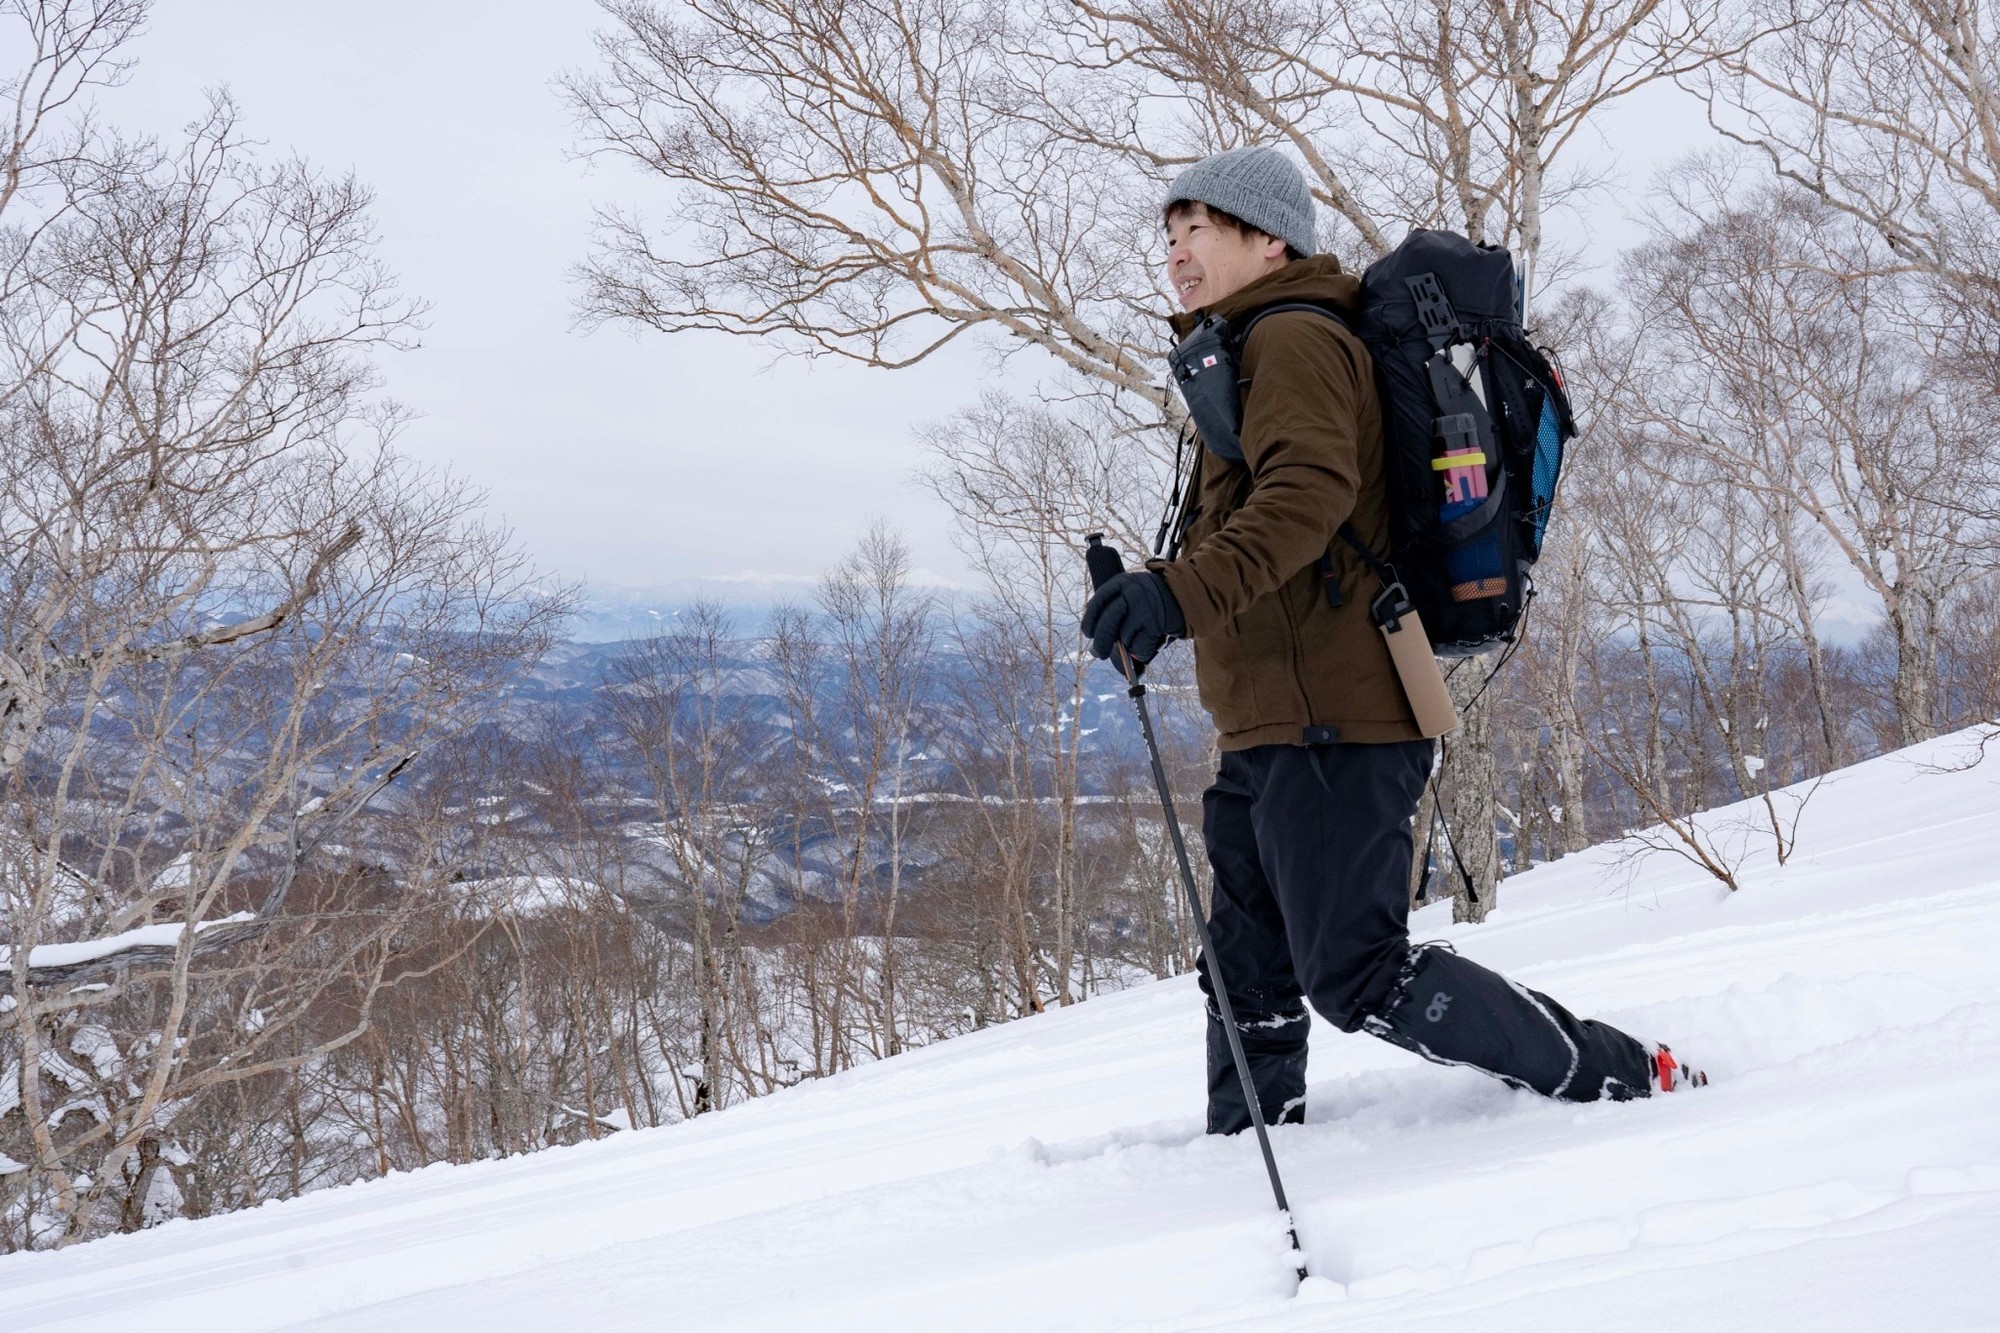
[
  {"x1": 1084, "y1": 531, "x2": 1124, "y2": 590},
  {"x1": 1083, "y1": 533, "x2": 1145, "y2": 685}
]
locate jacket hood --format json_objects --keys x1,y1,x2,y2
[{"x1": 1168, "y1": 255, "x2": 1360, "y2": 339}]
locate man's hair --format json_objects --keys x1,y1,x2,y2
[{"x1": 1164, "y1": 199, "x2": 1307, "y2": 263}]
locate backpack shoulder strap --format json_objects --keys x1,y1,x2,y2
[
  {"x1": 1232, "y1": 300, "x2": 1352, "y2": 355},
  {"x1": 1229, "y1": 300, "x2": 1405, "y2": 612}
]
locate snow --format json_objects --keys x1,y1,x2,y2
[
  {"x1": 0, "y1": 914, "x2": 256, "y2": 973},
  {"x1": 446, "y1": 876, "x2": 594, "y2": 918},
  {"x1": 2, "y1": 729, "x2": 1998, "y2": 1330},
  {"x1": 68, "y1": 1026, "x2": 120, "y2": 1078},
  {"x1": 150, "y1": 852, "x2": 195, "y2": 892}
]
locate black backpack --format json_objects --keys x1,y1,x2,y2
[{"x1": 1165, "y1": 230, "x2": 1574, "y2": 658}]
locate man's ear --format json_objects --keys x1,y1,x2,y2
[{"x1": 1263, "y1": 233, "x2": 1289, "y2": 263}]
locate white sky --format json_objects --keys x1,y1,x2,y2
[{"x1": 97, "y1": 3, "x2": 1717, "y2": 598}]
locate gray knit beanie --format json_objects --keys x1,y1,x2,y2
[{"x1": 1165, "y1": 146, "x2": 1318, "y2": 259}]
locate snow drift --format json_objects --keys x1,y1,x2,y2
[{"x1": 3, "y1": 728, "x2": 1997, "y2": 1331}]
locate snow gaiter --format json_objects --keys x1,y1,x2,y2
[
  {"x1": 1362, "y1": 944, "x2": 1654, "y2": 1102},
  {"x1": 1206, "y1": 1000, "x2": 1310, "y2": 1135}
]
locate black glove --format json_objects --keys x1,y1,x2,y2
[{"x1": 1081, "y1": 571, "x2": 1186, "y2": 666}]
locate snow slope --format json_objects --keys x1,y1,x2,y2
[{"x1": 4, "y1": 730, "x2": 1998, "y2": 1331}]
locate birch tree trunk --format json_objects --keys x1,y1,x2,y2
[{"x1": 1441, "y1": 662, "x2": 1501, "y2": 923}]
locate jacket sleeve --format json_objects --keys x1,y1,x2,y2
[{"x1": 1155, "y1": 312, "x2": 1366, "y2": 636}]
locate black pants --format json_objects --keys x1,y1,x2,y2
[{"x1": 1199, "y1": 741, "x2": 1654, "y2": 1134}]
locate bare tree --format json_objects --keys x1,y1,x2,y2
[
  {"x1": 1051, "y1": 0, "x2": 1737, "y2": 289},
  {"x1": 919, "y1": 396, "x2": 1117, "y2": 1002},
  {"x1": 1703, "y1": 0, "x2": 2000, "y2": 355},
  {"x1": 0, "y1": 0, "x2": 149, "y2": 405},
  {"x1": 564, "y1": 0, "x2": 1168, "y2": 395},
  {"x1": 0, "y1": 10, "x2": 562, "y2": 1247},
  {"x1": 1938, "y1": 573, "x2": 2000, "y2": 729},
  {"x1": 1620, "y1": 174, "x2": 2000, "y2": 747},
  {"x1": 601, "y1": 602, "x2": 775, "y2": 1113},
  {"x1": 815, "y1": 525, "x2": 936, "y2": 1050},
  {"x1": 932, "y1": 612, "x2": 1060, "y2": 1015},
  {"x1": 764, "y1": 526, "x2": 936, "y2": 1056}
]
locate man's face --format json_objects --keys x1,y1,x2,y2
[{"x1": 1165, "y1": 203, "x2": 1290, "y2": 311}]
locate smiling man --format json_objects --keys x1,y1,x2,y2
[{"x1": 1083, "y1": 145, "x2": 1704, "y2": 1133}]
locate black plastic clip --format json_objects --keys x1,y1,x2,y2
[
  {"x1": 1370, "y1": 580, "x2": 1415, "y2": 634},
  {"x1": 1406, "y1": 272, "x2": 1460, "y2": 351}
]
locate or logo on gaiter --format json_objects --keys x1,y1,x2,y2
[{"x1": 1425, "y1": 992, "x2": 1452, "y2": 1023}]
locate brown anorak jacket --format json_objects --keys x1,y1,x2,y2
[{"x1": 1153, "y1": 256, "x2": 1423, "y2": 749}]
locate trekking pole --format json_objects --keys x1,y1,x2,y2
[{"x1": 1084, "y1": 534, "x2": 1309, "y2": 1285}]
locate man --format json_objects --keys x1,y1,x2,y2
[{"x1": 1082, "y1": 146, "x2": 1702, "y2": 1134}]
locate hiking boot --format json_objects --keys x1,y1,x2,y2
[
  {"x1": 1205, "y1": 999, "x2": 1309, "y2": 1135},
  {"x1": 1653, "y1": 1044, "x2": 1709, "y2": 1093},
  {"x1": 1360, "y1": 942, "x2": 1660, "y2": 1102}
]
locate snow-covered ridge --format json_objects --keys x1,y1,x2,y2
[{"x1": 2, "y1": 728, "x2": 1996, "y2": 1331}]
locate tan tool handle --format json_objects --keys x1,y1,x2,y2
[{"x1": 1381, "y1": 609, "x2": 1460, "y2": 738}]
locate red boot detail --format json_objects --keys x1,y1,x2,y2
[{"x1": 1653, "y1": 1044, "x2": 1709, "y2": 1093}]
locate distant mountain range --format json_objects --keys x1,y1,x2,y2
[
  {"x1": 500, "y1": 634, "x2": 1180, "y2": 789},
  {"x1": 568, "y1": 572, "x2": 971, "y2": 642},
  {"x1": 567, "y1": 566, "x2": 1888, "y2": 647}
]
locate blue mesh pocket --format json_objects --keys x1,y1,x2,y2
[
  {"x1": 1529, "y1": 396, "x2": 1564, "y2": 554},
  {"x1": 1442, "y1": 474, "x2": 1511, "y2": 602}
]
